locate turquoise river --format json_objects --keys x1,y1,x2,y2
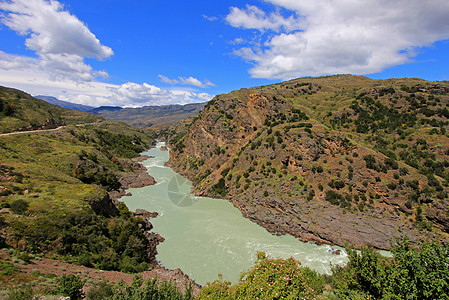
[{"x1": 122, "y1": 142, "x2": 348, "y2": 285}]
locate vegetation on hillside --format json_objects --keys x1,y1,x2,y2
[
  {"x1": 167, "y1": 75, "x2": 449, "y2": 248},
  {"x1": 3, "y1": 235, "x2": 445, "y2": 299},
  {"x1": 198, "y1": 236, "x2": 448, "y2": 300},
  {"x1": 0, "y1": 86, "x2": 102, "y2": 134},
  {"x1": 0, "y1": 87, "x2": 157, "y2": 276}
]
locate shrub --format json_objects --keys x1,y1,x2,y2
[
  {"x1": 0, "y1": 262, "x2": 18, "y2": 276},
  {"x1": 210, "y1": 178, "x2": 228, "y2": 197},
  {"x1": 10, "y1": 199, "x2": 29, "y2": 215},
  {"x1": 331, "y1": 236, "x2": 449, "y2": 299},
  {"x1": 86, "y1": 281, "x2": 114, "y2": 300},
  {"x1": 112, "y1": 275, "x2": 192, "y2": 300},
  {"x1": 7, "y1": 285, "x2": 34, "y2": 300},
  {"x1": 199, "y1": 253, "x2": 323, "y2": 300},
  {"x1": 58, "y1": 274, "x2": 85, "y2": 300}
]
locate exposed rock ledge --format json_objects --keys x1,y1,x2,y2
[{"x1": 109, "y1": 159, "x2": 156, "y2": 201}]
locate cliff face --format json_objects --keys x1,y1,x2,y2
[{"x1": 167, "y1": 75, "x2": 449, "y2": 250}]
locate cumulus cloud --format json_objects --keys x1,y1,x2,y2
[
  {"x1": 159, "y1": 75, "x2": 215, "y2": 88},
  {"x1": 91, "y1": 82, "x2": 213, "y2": 107},
  {"x1": 179, "y1": 76, "x2": 215, "y2": 88},
  {"x1": 226, "y1": 4, "x2": 300, "y2": 32},
  {"x1": 0, "y1": 67, "x2": 213, "y2": 107},
  {"x1": 0, "y1": 0, "x2": 212, "y2": 107},
  {"x1": 226, "y1": 0, "x2": 449, "y2": 79},
  {"x1": 0, "y1": 0, "x2": 112, "y2": 81}
]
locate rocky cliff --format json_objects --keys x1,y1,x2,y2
[{"x1": 167, "y1": 75, "x2": 449, "y2": 250}]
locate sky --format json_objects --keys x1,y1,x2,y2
[{"x1": 0, "y1": 0, "x2": 449, "y2": 108}]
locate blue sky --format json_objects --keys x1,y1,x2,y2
[{"x1": 0, "y1": 0, "x2": 449, "y2": 107}]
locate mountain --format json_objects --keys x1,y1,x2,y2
[
  {"x1": 35, "y1": 94, "x2": 206, "y2": 128},
  {"x1": 0, "y1": 87, "x2": 103, "y2": 134},
  {"x1": 93, "y1": 103, "x2": 207, "y2": 128},
  {"x1": 90, "y1": 106, "x2": 123, "y2": 113},
  {"x1": 34, "y1": 95, "x2": 95, "y2": 112},
  {"x1": 166, "y1": 75, "x2": 449, "y2": 250}
]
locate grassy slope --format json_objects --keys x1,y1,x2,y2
[
  {"x1": 0, "y1": 86, "x2": 102, "y2": 134},
  {"x1": 0, "y1": 87, "x2": 159, "y2": 281}
]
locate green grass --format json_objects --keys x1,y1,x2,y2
[{"x1": 0, "y1": 112, "x2": 157, "y2": 274}]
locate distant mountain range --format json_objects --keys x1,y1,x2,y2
[
  {"x1": 34, "y1": 95, "x2": 95, "y2": 112},
  {"x1": 0, "y1": 87, "x2": 103, "y2": 134},
  {"x1": 34, "y1": 95, "x2": 206, "y2": 128}
]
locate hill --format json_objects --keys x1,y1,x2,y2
[
  {"x1": 0, "y1": 86, "x2": 183, "y2": 289},
  {"x1": 34, "y1": 95, "x2": 95, "y2": 112},
  {"x1": 0, "y1": 87, "x2": 103, "y2": 134},
  {"x1": 166, "y1": 75, "x2": 449, "y2": 250}
]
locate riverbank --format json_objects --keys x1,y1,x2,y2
[
  {"x1": 108, "y1": 145, "x2": 202, "y2": 292},
  {"x1": 0, "y1": 249, "x2": 201, "y2": 296},
  {"x1": 121, "y1": 142, "x2": 348, "y2": 285}
]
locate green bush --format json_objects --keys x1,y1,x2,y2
[
  {"x1": 58, "y1": 274, "x2": 85, "y2": 300},
  {"x1": 9, "y1": 199, "x2": 29, "y2": 215},
  {"x1": 331, "y1": 236, "x2": 449, "y2": 299},
  {"x1": 13, "y1": 206, "x2": 151, "y2": 273},
  {"x1": 111, "y1": 275, "x2": 192, "y2": 300},
  {"x1": 6, "y1": 284, "x2": 34, "y2": 300},
  {"x1": 86, "y1": 281, "x2": 114, "y2": 300},
  {"x1": 210, "y1": 178, "x2": 228, "y2": 197},
  {"x1": 0, "y1": 262, "x2": 18, "y2": 276},
  {"x1": 199, "y1": 252, "x2": 323, "y2": 299}
]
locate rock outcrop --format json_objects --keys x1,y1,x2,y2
[
  {"x1": 167, "y1": 75, "x2": 449, "y2": 250},
  {"x1": 110, "y1": 160, "x2": 156, "y2": 201}
]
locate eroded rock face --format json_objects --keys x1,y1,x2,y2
[
  {"x1": 89, "y1": 191, "x2": 119, "y2": 217},
  {"x1": 167, "y1": 76, "x2": 449, "y2": 250},
  {"x1": 110, "y1": 161, "x2": 156, "y2": 201}
]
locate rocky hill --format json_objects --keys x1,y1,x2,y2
[{"x1": 167, "y1": 75, "x2": 449, "y2": 250}]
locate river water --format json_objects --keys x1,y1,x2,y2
[{"x1": 122, "y1": 142, "x2": 347, "y2": 285}]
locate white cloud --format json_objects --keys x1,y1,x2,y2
[
  {"x1": 0, "y1": 67, "x2": 212, "y2": 107},
  {"x1": 0, "y1": 0, "x2": 112, "y2": 59},
  {"x1": 0, "y1": 0, "x2": 213, "y2": 107},
  {"x1": 226, "y1": 4, "x2": 300, "y2": 32},
  {"x1": 179, "y1": 76, "x2": 215, "y2": 88},
  {"x1": 229, "y1": 37, "x2": 246, "y2": 45},
  {"x1": 0, "y1": 0, "x2": 112, "y2": 81},
  {"x1": 202, "y1": 14, "x2": 217, "y2": 21},
  {"x1": 226, "y1": 0, "x2": 449, "y2": 79},
  {"x1": 159, "y1": 75, "x2": 215, "y2": 88},
  {"x1": 158, "y1": 74, "x2": 179, "y2": 85}
]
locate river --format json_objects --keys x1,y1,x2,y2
[{"x1": 122, "y1": 142, "x2": 348, "y2": 285}]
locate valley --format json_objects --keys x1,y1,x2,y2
[{"x1": 1, "y1": 76, "x2": 449, "y2": 298}]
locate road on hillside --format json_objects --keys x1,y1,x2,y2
[{"x1": 0, "y1": 123, "x2": 100, "y2": 137}]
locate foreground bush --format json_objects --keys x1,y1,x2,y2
[
  {"x1": 199, "y1": 252, "x2": 324, "y2": 299},
  {"x1": 199, "y1": 237, "x2": 449, "y2": 299},
  {"x1": 331, "y1": 236, "x2": 449, "y2": 299},
  {"x1": 110, "y1": 276, "x2": 193, "y2": 300}
]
